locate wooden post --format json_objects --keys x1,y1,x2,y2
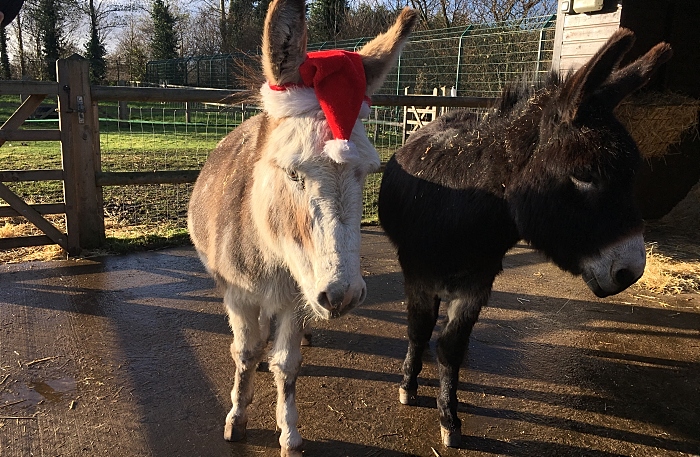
[
  {"x1": 402, "y1": 86, "x2": 409, "y2": 145},
  {"x1": 431, "y1": 88, "x2": 439, "y2": 121},
  {"x1": 118, "y1": 100, "x2": 128, "y2": 120},
  {"x1": 57, "y1": 54, "x2": 105, "y2": 254}
]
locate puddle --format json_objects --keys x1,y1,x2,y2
[
  {"x1": 1, "y1": 377, "x2": 77, "y2": 407},
  {"x1": 30, "y1": 381, "x2": 62, "y2": 402},
  {"x1": 29, "y1": 377, "x2": 77, "y2": 402}
]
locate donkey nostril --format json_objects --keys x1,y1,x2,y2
[
  {"x1": 317, "y1": 291, "x2": 333, "y2": 310},
  {"x1": 615, "y1": 268, "x2": 637, "y2": 288},
  {"x1": 318, "y1": 290, "x2": 344, "y2": 308}
]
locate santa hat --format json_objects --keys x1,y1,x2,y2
[{"x1": 263, "y1": 50, "x2": 369, "y2": 163}]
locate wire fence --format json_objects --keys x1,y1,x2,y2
[
  {"x1": 145, "y1": 15, "x2": 556, "y2": 97},
  {"x1": 2, "y1": 16, "x2": 556, "y2": 246},
  {"x1": 0, "y1": 94, "x2": 418, "y2": 243},
  {"x1": 4, "y1": 89, "x2": 693, "y2": 245},
  {"x1": 94, "y1": 102, "x2": 406, "y2": 233}
]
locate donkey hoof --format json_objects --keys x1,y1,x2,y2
[
  {"x1": 301, "y1": 333, "x2": 312, "y2": 346},
  {"x1": 281, "y1": 446, "x2": 303, "y2": 457},
  {"x1": 224, "y1": 422, "x2": 247, "y2": 442},
  {"x1": 398, "y1": 387, "x2": 417, "y2": 406},
  {"x1": 440, "y1": 426, "x2": 461, "y2": 448}
]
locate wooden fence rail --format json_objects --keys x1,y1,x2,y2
[{"x1": 0, "y1": 56, "x2": 493, "y2": 255}]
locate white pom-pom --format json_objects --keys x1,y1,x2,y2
[{"x1": 323, "y1": 139, "x2": 359, "y2": 164}]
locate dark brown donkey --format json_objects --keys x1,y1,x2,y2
[{"x1": 378, "y1": 29, "x2": 671, "y2": 447}]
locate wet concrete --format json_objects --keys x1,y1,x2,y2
[{"x1": 0, "y1": 227, "x2": 698, "y2": 456}]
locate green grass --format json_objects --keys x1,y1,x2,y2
[
  {"x1": 102, "y1": 225, "x2": 191, "y2": 254},
  {"x1": 1, "y1": 97, "x2": 402, "y2": 254}
]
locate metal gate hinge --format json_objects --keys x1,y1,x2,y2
[{"x1": 76, "y1": 95, "x2": 85, "y2": 124}]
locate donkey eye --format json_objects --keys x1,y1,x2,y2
[
  {"x1": 286, "y1": 169, "x2": 305, "y2": 188},
  {"x1": 570, "y1": 172, "x2": 595, "y2": 191}
]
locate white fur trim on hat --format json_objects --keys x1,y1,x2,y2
[{"x1": 260, "y1": 83, "x2": 319, "y2": 119}]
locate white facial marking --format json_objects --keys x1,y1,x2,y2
[{"x1": 252, "y1": 97, "x2": 379, "y2": 321}]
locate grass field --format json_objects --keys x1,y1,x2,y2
[{"x1": 0, "y1": 97, "x2": 402, "y2": 257}]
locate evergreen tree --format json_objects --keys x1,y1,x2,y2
[
  {"x1": 151, "y1": 0, "x2": 178, "y2": 60},
  {"x1": 0, "y1": 26, "x2": 11, "y2": 80},
  {"x1": 308, "y1": 0, "x2": 347, "y2": 43},
  {"x1": 85, "y1": 0, "x2": 106, "y2": 83},
  {"x1": 37, "y1": 0, "x2": 62, "y2": 80}
]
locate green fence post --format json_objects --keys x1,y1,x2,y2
[{"x1": 454, "y1": 25, "x2": 473, "y2": 94}]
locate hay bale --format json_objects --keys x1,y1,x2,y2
[{"x1": 616, "y1": 92, "x2": 699, "y2": 159}]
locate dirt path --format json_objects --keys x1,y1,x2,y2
[{"x1": 1, "y1": 227, "x2": 698, "y2": 456}]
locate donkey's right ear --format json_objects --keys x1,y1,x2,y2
[
  {"x1": 262, "y1": 0, "x2": 307, "y2": 86},
  {"x1": 595, "y1": 41, "x2": 672, "y2": 110}
]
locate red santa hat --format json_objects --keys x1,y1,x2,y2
[{"x1": 265, "y1": 50, "x2": 369, "y2": 163}]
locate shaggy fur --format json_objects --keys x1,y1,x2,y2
[
  {"x1": 188, "y1": 0, "x2": 416, "y2": 455},
  {"x1": 378, "y1": 28, "x2": 672, "y2": 447}
]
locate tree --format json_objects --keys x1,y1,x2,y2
[
  {"x1": 1, "y1": 25, "x2": 11, "y2": 79},
  {"x1": 308, "y1": 0, "x2": 348, "y2": 43},
  {"x1": 12, "y1": 12, "x2": 27, "y2": 78},
  {"x1": 342, "y1": 3, "x2": 401, "y2": 39},
  {"x1": 151, "y1": 0, "x2": 178, "y2": 60},
  {"x1": 179, "y1": 3, "x2": 221, "y2": 56},
  {"x1": 217, "y1": 0, "x2": 269, "y2": 52},
  {"x1": 467, "y1": 0, "x2": 557, "y2": 22},
  {"x1": 85, "y1": 0, "x2": 107, "y2": 83},
  {"x1": 112, "y1": 18, "x2": 149, "y2": 82},
  {"x1": 37, "y1": 0, "x2": 63, "y2": 80}
]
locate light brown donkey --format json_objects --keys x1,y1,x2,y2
[{"x1": 187, "y1": 0, "x2": 416, "y2": 454}]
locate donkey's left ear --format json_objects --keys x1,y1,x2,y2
[
  {"x1": 262, "y1": 0, "x2": 307, "y2": 86},
  {"x1": 357, "y1": 8, "x2": 417, "y2": 95}
]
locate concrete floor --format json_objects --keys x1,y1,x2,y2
[{"x1": 1, "y1": 227, "x2": 698, "y2": 457}]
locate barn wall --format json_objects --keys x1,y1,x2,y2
[
  {"x1": 620, "y1": 0, "x2": 700, "y2": 97},
  {"x1": 551, "y1": 0, "x2": 622, "y2": 75},
  {"x1": 553, "y1": 0, "x2": 700, "y2": 96}
]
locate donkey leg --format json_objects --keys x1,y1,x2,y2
[
  {"x1": 269, "y1": 307, "x2": 304, "y2": 457},
  {"x1": 435, "y1": 290, "x2": 488, "y2": 447},
  {"x1": 259, "y1": 311, "x2": 272, "y2": 344},
  {"x1": 223, "y1": 287, "x2": 265, "y2": 442},
  {"x1": 400, "y1": 280, "x2": 440, "y2": 406}
]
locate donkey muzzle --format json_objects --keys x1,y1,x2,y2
[
  {"x1": 316, "y1": 282, "x2": 366, "y2": 318},
  {"x1": 581, "y1": 233, "x2": 646, "y2": 298}
]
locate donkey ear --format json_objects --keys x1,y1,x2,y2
[
  {"x1": 595, "y1": 41, "x2": 673, "y2": 109},
  {"x1": 558, "y1": 28, "x2": 636, "y2": 122},
  {"x1": 357, "y1": 8, "x2": 417, "y2": 95},
  {"x1": 261, "y1": 0, "x2": 307, "y2": 86}
]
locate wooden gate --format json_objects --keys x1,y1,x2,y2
[
  {"x1": 401, "y1": 87, "x2": 452, "y2": 144},
  {"x1": 0, "y1": 55, "x2": 104, "y2": 255}
]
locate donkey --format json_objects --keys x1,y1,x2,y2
[
  {"x1": 378, "y1": 29, "x2": 672, "y2": 447},
  {"x1": 188, "y1": 0, "x2": 416, "y2": 454}
]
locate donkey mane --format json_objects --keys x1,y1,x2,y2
[
  {"x1": 404, "y1": 64, "x2": 644, "y2": 195},
  {"x1": 494, "y1": 71, "x2": 558, "y2": 115}
]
